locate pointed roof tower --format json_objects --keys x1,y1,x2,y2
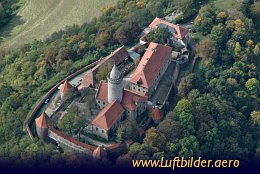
[
  {"x1": 151, "y1": 107, "x2": 163, "y2": 121},
  {"x1": 35, "y1": 112, "x2": 48, "y2": 128},
  {"x1": 60, "y1": 80, "x2": 73, "y2": 94},
  {"x1": 110, "y1": 64, "x2": 122, "y2": 80}
]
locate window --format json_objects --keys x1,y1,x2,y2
[
  {"x1": 98, "y1": 101, "x2": 100, "y2": 103},
  {"x1": 96, "y1": 127, "x2": 98, "y2": 131},
  {"x1": 138, "y1": 89, "x2": 140, "y2": 91},
  {"x1": 133, "y1": 87, "x2": 135, "y2": 90},
  {"x1": 102, "y1": 130, "x2": 104, "y2": 133},
  {"x1": 103, "y1": 102, "x2": 105, "y2": 105}
]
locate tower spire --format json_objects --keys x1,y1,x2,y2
[{"x1": 107, "y1": 64, "x2": 123, "y2": 103}]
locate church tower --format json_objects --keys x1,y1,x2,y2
[{"x1": 107, "y1": 64, "x2": 123, "y2": 103}]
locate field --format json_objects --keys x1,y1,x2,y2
[
  {"x1": 213, "y1": 0, "x2": 239, "y2": 10},
  {"x1": 0, "y1": 0, "x2": 116, "y2": 48}
]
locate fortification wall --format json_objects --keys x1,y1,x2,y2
[
  {"x1": 24, "y1": 60, "x2": 99, "y2": 140},
  {"x1": 48, "y1": 128, "x2": 96, "y2": 155}
]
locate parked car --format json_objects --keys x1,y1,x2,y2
[
  {"x1": 156, "y1": 101, "x2": 162, "y2": 106},
  {"x1": 58, "y1": 84, "x2": 63, "y2": 90},
  {"x1": 44, "y1": 98, "x2": 50, "y2": 104},
  {"x1": 56, "y1": 145, "x2": 64, "y2": 153}
]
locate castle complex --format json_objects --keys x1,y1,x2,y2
[
  {"x1": 88, "y1": 42, "x2": 172, "y2": 140},
  {"x1": 34, "y1": 17, "x2": 190, "y2": 153},
  {"x1": 35, "y1": 42, "x2": 174, "y2": 141}
]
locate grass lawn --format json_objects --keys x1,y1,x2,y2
[
  {"x1": 213, "y1": 0, "x2": 239, "y2": 10},
  {"x1": 193, "y1": 58, "x2": 206, "y2": 81},
  {"x1": 0, "y1": 0, "x2": 116, "y2": 48},
  {"x1": 191, "y1": 32, "x2": 205, "y2": 43}
]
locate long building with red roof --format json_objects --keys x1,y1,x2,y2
[
  {"x1": 149, "y1": 17, "x2": 190, "y2": 46},
  {"x1": 130, "y1": 42, "x2": 172, "y2": 97},
  {"x1": 91, "y1": 100, "x2": 125, "y2": 140},
  {"x1": 82, "y1": 46, "x2": 129, "y2": 88}
]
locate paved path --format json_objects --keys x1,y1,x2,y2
[
  {"x1": 78, "y1": 134, "x2": 114, "y2": 147},
  {"x1": 149, "y1": 62, "x2": 176, "y2": 106}
]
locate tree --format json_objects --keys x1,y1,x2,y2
[
  {"x1": 157, "y1": 119, "x2": 182, "y2": 142},
  {"x1": 96, "y1": 62, "x2": 113, "y2": 81},
  {"x1": 253, "y1": 44, "x2": 260, "y2": 56},
  {"x1": 58, "y1": 107, "x2": 85, "y2": 135},
  {"x1": 194, "y1": 5, "x2": 216, "y2": 35},
  {"x1": 216, "y1": 11, "x2": 228, "y2": 24},
  {"x1": 210, "y1": 23, "x2": 229, "y2": 49},
  {"x1": 245, "y1": 78, "x2": 260, "y2": 95},
  {"x1": 174, "y1": 99, "x2": 193, "y2": 116},
  {"x1": 234, "y1": 42, "x2": 242, "y2": 57},
  {"x1": 178, "y1": 73, "x2": 201, "y2": 98},
  {"x1": 173, "y1": 99, "x2": 195, "y2": 134},
  {"x1": 146, "y1": 28, "x2": 171, "y2": 44},
  {"x1": 249, "y1": 1, "x2": 260, "y2": 28},
  {"x1": 178, "y1": 136, "x2": 200, "y2": 157},
  {"x1": 58, "y1": 113, "x2": 74, "y2": 134},
  {"x1": 174, "y1": 0, "x2": 196, "y2": 13},
  {"x1": 0, "y1": 4, "x2": 4, "y2": 19},
  {"x1": 143, "y1": 127, "x2": 166, "y2": 153},
  {"x1": 197, "y1": 37, "x2": 218, "y2": 60},
  {"x1": 128, "y1": 9, "x2": 153, "y2": 28},
  {"x1": 116, "y1": 117, "x2": 138, "y2": 143},
  {"x1": 146, "y1": 0, "x2": 164, "y2": 18},
  {"x1": 114, "y1": 21, "x2": 141, "y2": 45},
  {"x1": 128, "y1": 143, "x2": 151, "y2": 159},
  {"x1": 250, "y1": 111, "x2": 260, "y2": 126}
]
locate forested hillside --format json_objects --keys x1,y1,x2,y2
[
  {"x1": 0, "y1": 0, "x2": 21, "y2": 28},
  {"x1": 122, "y1": 0, "x2": 260, "y2": 167}
]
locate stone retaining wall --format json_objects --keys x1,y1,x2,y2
[
  {"x1": 24, "y1": 60, "x2": 99, "y2": 140},
  {"x1": 48, "y1": 128, "x2": 96, "y2": 155}
]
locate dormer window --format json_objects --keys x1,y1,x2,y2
[{"x1": 137, "y1": 78, "x2": 142, "y2": 84}]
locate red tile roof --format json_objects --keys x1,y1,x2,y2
[
  {"x1": 60, "y1": 80, "x2": 73, "y2": 94},
  {"x1": 151, "y1": 107, "x2": 163, "y2": 121},
  {"x1": 81, "y1": 71, "x2": 94, "y2": 87},
  {"x1": 149, "y1": 18, "x2": 189, "y2": 39},
  {"x1": 130, "y1": 42, "x2": 172, "y2": 88},
  {"x1": 95, "y1": 82, "x2": 147, "y2": 111},
  {"x1": 91, "y1": 100, "x2": 125, "y2": 130},
  {"x1": 95, "y1": 81, "x2": 108, "y2": 102},
  {"x1": 125, "y1": 139, "x2": 134, "y2": 146},
  {"x1": 35, "y1": 112, "x2": 48, "y2": 128},
  {"x1": 82, "y1": 46, "x2": 128, "y2": 87},
  {"x1": 121, "y1": 89, "x2": 148, "y2": 111},
  {"x1": 106, "y1": 46, "x2": 129, "y2": 65},
  {"x1": 93, "y1": 146, "x2": 107, "y2": 160}
]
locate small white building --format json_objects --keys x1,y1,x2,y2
[
  {"x1": 149, "y1": 17, "x2": 190, "y2": 46},
  {"x1": 128, "y1": 50, "x2": 141, "y2": 64}
]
